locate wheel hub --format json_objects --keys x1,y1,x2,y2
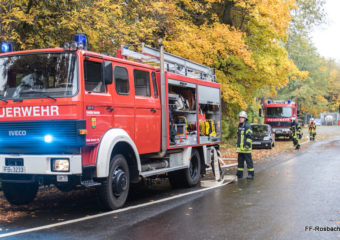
[{"x1": 112, "y1": 168, "x2": 127, "y2": 195}]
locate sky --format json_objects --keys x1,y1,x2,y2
[{"x1": 311, "y1": 0, "x2": 340, "y2": 61}]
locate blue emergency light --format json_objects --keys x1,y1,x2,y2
[
  {"x1": 1, "y1": 41, "x2": 14, "y2": 53},
  {"x1": 74, "y1": 33, "x2": 87, "y2": 50},
  {"x1": 288, "y1": 100, "x2": 291, "y2": 104},
  {"x1": 268, "y1": 100, "x2": 271, "y2": 104},
  {"x1": 44, "y1": 134, "x2": 53, "y2": 143}
]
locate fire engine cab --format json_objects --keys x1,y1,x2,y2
[
  {"x1": 0, "y1": 35, "x2": 222, "y2": 209},
  {"x1": 264, "y1": 100, "x2": 298, "y2": 138}
]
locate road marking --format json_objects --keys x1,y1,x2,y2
[{"x1": 0, "y1": 177, "x2": 235, "y2": 238}]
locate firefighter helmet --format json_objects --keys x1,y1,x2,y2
[{"x1": 238, "y1": 111, "x2": 248, "y2": 119}]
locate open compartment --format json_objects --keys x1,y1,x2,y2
[
  {"x1": 198, "y1": 85, "x2": 221, "y2": 144},
  {"x1": 168, "y1": 79, "x2": 198, "y2": 147}
]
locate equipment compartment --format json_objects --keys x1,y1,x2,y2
[
  {"x1": 198, "y1": 86, "x2": 221, "y2": 144},
  {"x1": 168, "y1": 79, "x2": 198, "y2": 147}
]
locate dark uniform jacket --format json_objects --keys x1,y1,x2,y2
[
  {"x1": 290, "y1": 122, "x2": 302, "y2": 138},
  {"x1": 236, "y1": 122, "x2": 252, "y2": 153}
]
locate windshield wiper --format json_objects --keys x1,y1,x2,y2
[
  {"x1": 0, "y1": 98, "x2": 8, "y2": 103},
  {"x1": 20, "y1": 91, "x2": 57, "y2": 101},
  {"x1": 42, "y1": 94, "x2": 57, "y2": 101}
]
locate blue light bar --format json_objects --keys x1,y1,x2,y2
[
  {"x1": 288, "y1": 100, "x2": 291, "y2": 104},
  {"x1": 44, "y1": 135, "x2": 53, "y2": 143},
  {"x1": 74, "y1": 33, "x2": 87, "y2": 50},
  {"x1": 268, "y1": 100, "x2": 271, "y2": 104},
  {"x1": 1, "y1": 41, "x2": 14, "y2": 53}
]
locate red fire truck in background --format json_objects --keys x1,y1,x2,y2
[
  {"x1": 0, "y1": 34, "x2": 222, "y2": 209},
  {"x1": 263, "y1": 100, "x2": 298, "y2": 138}
]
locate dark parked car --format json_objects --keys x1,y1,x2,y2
[{"x1": 251, "y1": 124, "x2": 275, "y2": 149}]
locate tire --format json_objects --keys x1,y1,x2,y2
[
  {"x1": 2, "y1": 182, "x2": 38, "y2": 205},
  {"x1": 169, "y1": 149, "x2": 201, "y2": 188},
  {"x1": 97, "y1": 154, "x2": 130, "y2": 210},
  {"x1": 268, "y1": 143, "x2": 272, "y2": 149}
]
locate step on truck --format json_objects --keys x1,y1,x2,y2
[
  {"x1": 263, "y1": 100, "x2": 298, "y2": 139},
  {"x1": 0, "y1": 35, "x2": 222, "y2": 209}
]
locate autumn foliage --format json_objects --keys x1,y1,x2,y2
[{"x1": 0, "y1": 0, "x2": 338, "y2": 136}]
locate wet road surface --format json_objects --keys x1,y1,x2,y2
[{"x1": 1, "y1": 136, "x2": 340, "y2": 239}]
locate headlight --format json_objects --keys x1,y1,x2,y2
[
  {"x1": 51, "y1": 158, "x2": 70, "y2": 172},
  {"x1": 263, "y1": 136, "x2": 271, "y2": 141}
]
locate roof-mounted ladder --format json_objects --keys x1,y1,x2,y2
[{"x1": 120, "y1": 43, "x2": 216, "y2": 82}]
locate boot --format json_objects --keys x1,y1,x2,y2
[
  {"x1": 236, "y1": 171, "x2": 243, "y2": 179},
  {"x1": 295, "y1": 144, "x2": 300, "y2": 150},
  {"x1": 247, "y1": 174, "x2": 254, "y2": 180}
]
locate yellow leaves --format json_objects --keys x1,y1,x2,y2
[
  {"x1": 164, "y1": 22, "x2": 255, "y2": 70},
  {"x1": 0, "y1": 0, "x2": 308, "y2": 119}
]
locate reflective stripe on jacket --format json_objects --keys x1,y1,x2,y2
[
  {"x1": 309, "y1": 123, "x2": 316, "y2": 133},
  {"x1": 236, "y1": 122, "x2": 252, "y2": 153},
  {"x1": 290, "y1": 123, "x2": 301, "y2": 137}
]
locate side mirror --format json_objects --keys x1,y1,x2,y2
[
  {"x1": 102, "y1": 61, "x2": 113, "y2": 85},
  {"x1": 259, "y1": 108, "x2": 262, "y2": 117}
]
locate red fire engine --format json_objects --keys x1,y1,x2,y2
[
  {"x1": 0, "y1": 35, "x2": 222, "y2": 209},
  {"x1": 263, "y1": 100, "x2": 298, "y2": 138}
]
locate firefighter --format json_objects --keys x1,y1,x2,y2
[
  {"x1": 290, "y1": 118, "x2": 302, "y2": 150},
  {"x1": 309, "y1": 118, "x2": 316, "y2": 141},
  {"x1": 236, "y1": 111, "x2": 254, "y2": 179}
]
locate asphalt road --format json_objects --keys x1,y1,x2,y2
[{"x1": 1, "y1": 129, "x2": 340, "y2": 239}]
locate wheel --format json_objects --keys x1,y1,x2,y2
[
  {"x1": 169, "y1": 149, "x2": 201, "y2": 188},
  {"x1": 2, "y1": 182, "x2": 38, "y2": 205},
  {"x1": 97, "y1": 154, "x2": 130, "y2": 210},
  {"x1": 268, "y1": 143, "x2": 272, "y2": 149}
]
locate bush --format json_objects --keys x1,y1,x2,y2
[{"x1": 222, "y1": 118, "x2": 238, "y2": 141}]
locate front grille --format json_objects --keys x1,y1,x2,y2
[
  {"x1": 0, "y1": 120, "x2": 86, "y2": 154},
  {"x1": 267, "y1": 122, "x2": 291, "y2": 127}
]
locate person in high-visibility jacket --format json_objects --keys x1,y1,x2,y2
[
  {"x1": 236, "y1": 111, "x2": 254, "y2": 179},
  {"x1": 309, "y1": 118, "x2": 316, "y2": 141},
  {"x1": 290, "y1": 118, "x2": 302, "y2": 150}
]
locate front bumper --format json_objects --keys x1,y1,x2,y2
[
  {"x1": 0, "y1": 154, "x2": 82, "y2": 175},
  {"x1": 273, "y1": 128, "x2": 291, "y2": 136},
  {"x1": 252, "y1": 140, "x2": 272, "y2": 149}
]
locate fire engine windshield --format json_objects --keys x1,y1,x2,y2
[
  {"x1": 266, "y1": 107, "x2": 292, "y2": 118},
  {"x1": 0, "y1": 52, "x2": 77, "y2": 100}
]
